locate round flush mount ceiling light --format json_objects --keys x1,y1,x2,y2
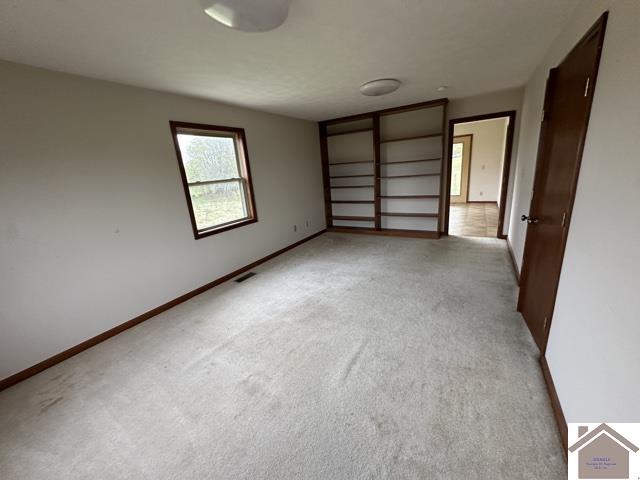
[
  {"x1": 360, "y1": 79, "x2": 401, "y2": 96},
  {"x1": 201, "y1": 0, "x2": 291, "y2": 32},
  {"x1": 436, "y1": 85, "x2": 449, "y2": 92}
]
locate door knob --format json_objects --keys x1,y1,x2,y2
[{"x1": 521, "y1": 214, "x2": 539, "y2": 224}]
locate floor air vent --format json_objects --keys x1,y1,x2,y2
[{"x1": 235, "y1": 272, "x2": 257, "y2": 283}]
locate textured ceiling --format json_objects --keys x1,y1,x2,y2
[{"x1": 0, "y1": 0, "x2": 580, "y2": 121}]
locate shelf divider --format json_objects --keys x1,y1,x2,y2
[
  {"x1": 378, "y1": 194, "x2": 439, "y2": 199},
  {"x1": 379, "y1": 212, "x2": 439, "y2": 218},
  {"x1": 332, "y1": 215, "x2": 375, "y2": 221},
  {"x1": 379, "y1": 173, "x2": 440, "y2": 179},
  {"x1": 319, "y1": 123, "x2": 332, "y2": 228},
  {"x1": 438, "y1": 102, "x2": 448, "y2": 232},
  {"x1": 328, "y1": 160, "x2": 374, "y2": 166},
  {"x1": 379, "y1": 157, "x2": 440, "y2": 165},
  {"x1": 329, "y1": 174, "x2": 374, "y2": 179},
  {"x1": 327, "y1": 127, "x2": 373, "y2": 137},
  {"x1": 373, "y1": 114, "x2": 381, "y2": 230},
  {"x1": 380, "y1": 133, "x2": 441, "y2": 144}
]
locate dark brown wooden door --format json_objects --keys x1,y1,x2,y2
[{"x1": 518, "y1": 13, "x2": 607, "y2": 352}]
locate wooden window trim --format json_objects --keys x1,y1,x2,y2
[{"x1": 169, "y1": 121, "x2": 258, "y2": 239}]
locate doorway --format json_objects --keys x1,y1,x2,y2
[
  {"x1": 444, "y1": 111, "x2": 516, "y2": 238},
  {"x1": 518, "y1": 13, "x2": 607, "y2": 352}
]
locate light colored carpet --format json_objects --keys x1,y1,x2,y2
[{"x1": 0, "y1": 233, "x2": 565, "y2": 479}]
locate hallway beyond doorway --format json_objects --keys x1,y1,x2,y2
[{"x1": 445, "y1": 111, "x2": 515, "y2": 238}]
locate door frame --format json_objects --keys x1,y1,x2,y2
[
  {"x1": 517, "y1": 12, "x2": 608, "y2": 353},
  {"x1": 443, "y1": 110, "x2": 516, "y2": 238}
]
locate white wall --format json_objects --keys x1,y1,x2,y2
[
  {"x1": 448, "y1": 88, "x2": 523, "y2": 235},
  {"x1": 453, "y1": 117, "x2": 509, "y2": 202},
  {"x1": 0, "y1": 61, "x2": 325, "y2": 380},
  {"x1": 507, "y1": 1, "x2": 640, "y2": 421}
]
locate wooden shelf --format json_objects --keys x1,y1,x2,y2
[
  {"x1": 378, "y1": 194, "x2": 439, "y2": 199},
  {"x1": 330, "y1": 185, "x2": 374, "y2": 189},
  {"x1": 331, "y1": 200, "x2": 374, "y2": 204},
  {"x1": 328, "y1": 226, "x2": 440, "y2": 239},
  {"x1": 379, "y1": 212, "x2": 439, "y2": 218},
  {"x1": 328, "y1": 160, "x2": 373, "y2": 166},
  {"x1": 379, "y1": 157, "x2": 440, "y2": 165},
  {"x1": 327, "y1": 128, "x2": 373, "y2": 137},
  {"x1": 331, "y1": 215, "x2": 375, "y2": 221},
  {"x1": 328, "y1": 226, "x2": 374, "y2": 233},
  {"x1": 379, "y1": 133, "x2": 442, "y2": 144},
  {"x1": 329, "y1": 174, "x2": 374, "y2": 179},
  {"x1": 378, "y1": 173, "x2": 440, "y2": 179}
]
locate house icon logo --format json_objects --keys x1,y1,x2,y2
[{"x1": 569, "y1": 424, "x2": 639, "y2": 479}]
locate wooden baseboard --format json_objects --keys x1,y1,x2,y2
[
  {"x1": 540, "y1": 355, "x2": 568, "y2": 459},
  {"x1": 0, "y1": 229, "x2": 327, "y2": 392},
  {"x1": 466, "y1": 200, "x2": 499, "y2": 205},
  {"x1": 506, "y1": 237, "x2": 520, "y2": 285},
  {"x1": 327, "y1": 226, "x2": 440, "y2": 239}
]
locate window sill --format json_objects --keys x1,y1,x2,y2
[{"x1": 194, "y1": 217, "x2": 257, "y2": 239}]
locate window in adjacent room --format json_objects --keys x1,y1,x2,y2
[
  {"x1": 450, "y1": 142, "x2": 464, "y2": 196},
  {"x1": 170, "y1": 121, "x2": 257, "y2": 239}
]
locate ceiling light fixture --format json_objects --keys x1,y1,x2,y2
[
  {"x1": 201, "y1": 0, "x2": 291, "y2": 32},
  {"x1": 360, "y1": 79, "x2": 401, "y2": 97},
  {"x1": 437, "y1": 85, "x2": 449, "y2": 92}
]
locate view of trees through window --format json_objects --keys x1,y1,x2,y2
[{"x1": 177, "y1": 133, "x2": 248, "y2": 231}]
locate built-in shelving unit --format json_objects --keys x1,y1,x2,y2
[{"x1": 319, "y1": 99, "x2": 448, "y2": 238}]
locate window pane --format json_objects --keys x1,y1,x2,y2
[
  {"x1": 450, "y1": 142, "x2": 463, "y2": 196},
  {"x1": 177, "y1": 133, "x2": 239, "y2": 182},
  {"x1": 189, "y1": 181, "x2": 247, "y2": 231}
]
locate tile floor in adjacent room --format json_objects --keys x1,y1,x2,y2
[{"x1": 449, "y1": 202, "x2": 500, "y2": 237}]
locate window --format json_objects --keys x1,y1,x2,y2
[
  {"x1": 450, "y1": 142, "x2": 464, "y2": 196},
  {"x1": 170, "y1": 121, "x2": 257, "y2": 239}
]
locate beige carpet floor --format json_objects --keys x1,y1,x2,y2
[{"x1": 0, "y1": 233, "x2": 565, "y2": 479}]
